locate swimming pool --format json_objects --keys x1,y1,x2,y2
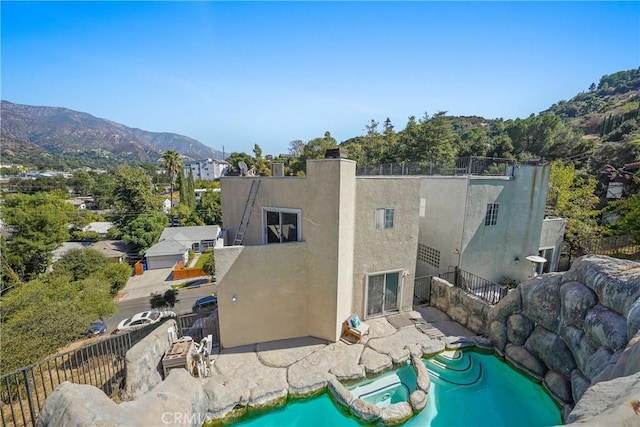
[{"x1": 232, "y1": 350, "x2": 562, "y2": 426}]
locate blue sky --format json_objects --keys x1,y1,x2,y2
[{"x1": 2, "y1": 1, "x2": 639, "y2": 156}]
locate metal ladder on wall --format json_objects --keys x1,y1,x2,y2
[{"x1": 233, "y1": 179, "x2": 261, "y2": 245}]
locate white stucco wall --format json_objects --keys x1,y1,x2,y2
[
  {"x1": 539, "y1": 217, "x2": 567, "y2": 272},
  {"x1": 461, "y1": 164, "x2": 550, "y2": 283},
  {"x1": 353, "y1": 177, "x2": 421, "y2": 318},
  {"x1": 416, "y1": 177, "x2": 468, "y2": 278}
]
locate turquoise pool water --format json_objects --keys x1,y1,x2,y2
[{"x1": 233, "y1": 350, "x2": 561, "y2": 427}]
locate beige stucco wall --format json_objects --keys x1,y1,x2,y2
[
  {"x1": 217, "y1": 159, "x2": 358, "y2": 347},
  {"x1": 215, "y1": 243, "x2": 308, "y2": 348},
  {"x1": 353, "y1": 177, "x2": 421, "y2": 319}
]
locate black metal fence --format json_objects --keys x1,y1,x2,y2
[
  {"x1": 583, "y1": 234, "x2": 640, "y2": 258},
  {"x1": 439, "y1": 267, "x2": 508, "y2": 305},
  {"x1": 356, "y1": 157, "x2": 518, "y2": 177},
  {"x1": 0, "y1": 312, "x2": 219, "y2": 427},
  {"x1": 413, "y1": 275, "x2": 432, "y2": 307}
]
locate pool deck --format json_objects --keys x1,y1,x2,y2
[{"x1": 203, "y1": 306, "x2": 492, "y2": 417}]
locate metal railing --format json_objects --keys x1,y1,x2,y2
[
  {"x1": 439, "y1": 267, "x2": 508, "y2": 305},
  {"x1": 1, "y1": 312, "x2": 220, "y2": 427},
  {"x1": 356, "y1": 157, "x2": 518, "y2": 177},
  {"x1": 413, "y1": 275, "x2": 433, "y2": 307},
  {"x1": 583, "y1": 234, "x2": 640, "y2": 257}
]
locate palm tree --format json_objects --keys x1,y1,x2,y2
[{"x1": 162, "y1": 150, "x2": 182, "y2": 206}]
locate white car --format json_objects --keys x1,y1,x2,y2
[{"x1": 114, "y1": 310, "x2": 176, "y2": 333}]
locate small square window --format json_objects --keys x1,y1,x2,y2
[
  {"x1": 376, "y1": 208, "x2": 394, "y2": 229},
  {"x1": 485, "y1": 203, "x2": 499, "y2": 226}
]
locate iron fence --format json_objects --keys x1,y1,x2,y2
[
  {"x1": 583, "y1": 234, "x2": 640, "y2": 258},
  {"x1": 0, "y1": 312, "x2": 219, "y2": 427},
  {"x1": 439, "y1": 267, "x2": 508, "y2": 305},
  {"x1": 413, "y1": 275, "x2": 432, "y2": 307},
  {"x1": 356, "y1": 157, "x2": 518, "y2": 177}
]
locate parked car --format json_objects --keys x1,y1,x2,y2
[
  {"x1": 192, "y1": 295, "x2": 217, "y2": 312},
  {"x1": 86, "y1": 321, "x2": 107, "y2": 336},
  {"x1": 114, "y1": 310, "x2": 176, "y2": 334}
]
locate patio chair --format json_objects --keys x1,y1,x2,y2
[{"x1": 342, "y1": 314, "x2": 369, "y2": 343}]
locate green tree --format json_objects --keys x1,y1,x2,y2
[
  {"x1": 91, "y1": 173, "x2": 116, "y2": 209},
  {"x1": 162, "y1": 150, "x2": 182, "y2": 206},
  {"x1": 171, "y1": 203, "x2": 204, "y2": 226},
  {"x1": 197, "y1": 190, "x2": 222, "y2": 225},
  {"x1": 112, "y1": 165, "x2": 159, "y2": 227},
  {"x1": 68, "y1": 170, "x2": 95, "y2": 195},
  {"x1": 122, "y1": 211, "x2": 168, "y2": 255},
  {"x1": 226, "y1": 152, "x2": 255, "y2": 174},
  {"x1": 0, "y1": 273, "x2": 116, "y2": 373},
  {"x1": 53, "y1": 248, "x2": 109, "y2": 282},
  {"x1": 253, "y1": 144, "x2": 271, "y2": 176},
  {"x1": 548, "y1": 160, "x2": 601, "y2": 257},
  {"x1": 202, "y1": 250, "x2": 216, "y2": 281},
  {"x1": 150, "y1": 289, "x2": 179, "y2": 309},
  {"x1": 1, "y1": 192, "x2": 77, "y2": 280}
]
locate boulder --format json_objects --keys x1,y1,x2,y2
[
  {"x1": 560, "y1": 326, "x2": 597, "y2": 375},
  {"x1": 544, "y1": 371, "x2": 572, "y2": 405},
  {"x1": 584, "y1": 346, "x2": 615, "y2": 382},
  {"x1": 350, "y1": 398, "x2": 380, "y2": 422},
  {"x1": 505, "y1": 344, "x2": 548, "y2": 380},
  {"x1": 506, "y1": 313, "x2": 534, "y2": 346},
  {"x1": 329, "y1": 364, "x2": 366, "y2": 381},
  {"x1": 379, "y1": 402, "x2": 413, "y2": 425},
  {"x1": 520, "y1": 273, "x2": 563, "y2": 333},
  {"x1": 584, "y1": 305, "x2": 628, "y2": 351},
  {"x1": 566, "y1": 370, "x2": 640, "y2": 424},
  {"x1": 327, "y1": 378, "x2": 353, "y2": 409},
  {"x1": 489, "y1": 287, "x2": 521, "y2": 323},
  {"x1": 525, "y1": 326, "x2": 576, "y2": 378},
  {"x1": 123, "y1": 320, "x2": 178, "y2": 401},
  {"x1": 598, "y1": 332, "x2": 640, "y2": 382},
  {"x1": 626, "y1": 297, "x2": 640, "y2": 339},
  {"x1": 489, "y1": 320, "x2": 507, "y2": 354},
  {"x1": 411, "y1": 355, "x2": 430, "y2": 393},
  {"x1": 571, "y1": 369, "x2": 591, "y2": 403},
  {"x1": 560, "y1": 281, "x2": 598, "y2": 328},
  {"x1": 409, "y1": 389, "x2": 427, "y2": 412},
  {"x1": 202, "y1": 379, "x2": 249, "y2": 420},
  {"x1": 361, "y1": 347, "x2": 393, "y2": 374}
]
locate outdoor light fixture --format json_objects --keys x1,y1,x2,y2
[
  {"x1": 231, "y1": 295, "x2": 237, "y2": 303},
  {"x1": 514, "y1": 256, "x2": 520, "y2": 264}
]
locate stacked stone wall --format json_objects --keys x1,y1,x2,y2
[{"x1": 430, "y1": 276, "x2": 489, "y2": 335}]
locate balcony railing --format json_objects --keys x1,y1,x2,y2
[
  {"x1": 356, "y1": 157, "x2": 518, "y2": 177},
  {"x1": 439, "y1": 267, "x2": 508, "y2": 305}
]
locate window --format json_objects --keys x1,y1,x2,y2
[
  {"x1": 485, "y1": 203, "x2": 499, "y2": 226},
  {"x1": 263, "y1": 208, "x2": 301, "y2": 244},
  {"x1": 191, "y1": 242, "x2": 200, "y2": 252},
  {"x1": 376, "y1": 208, "x2": 394, "y2": 229},
  {"x1": 201, "y1": 240, "x2": 216, "y2": 250}
]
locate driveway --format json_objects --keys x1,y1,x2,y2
[{"x1": 118, "y1": 267, "x2": 210, "y2": 301}]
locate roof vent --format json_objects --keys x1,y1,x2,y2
[{"x1": 325, "y1": 148, "x2": 348, "y2": 159}]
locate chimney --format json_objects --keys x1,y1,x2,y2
[
  {"x1": 271, "y1": 162, "x2": 285, "y2": 177},
  {"x1": 324, "y1": 148, "x2": 349, "y2": 159}
]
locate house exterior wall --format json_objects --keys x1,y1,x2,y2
[
  {"x1": 416, "y1": 164, "x2": 551, "y2": 284},
  {"x1": 218, "y1": 159, "x2": 357, "y2": 347},
  {"x1": 416, "y1": 177, "x2": 468, "y2": 278},
  {"x1": 353, "y1": 177, "x2": 421, "y2": 318},
  {"x1": 184, "y1": 159, "x2": 228, "y2": 181},
  {"x1": 214, "y1": 244, "x2": 308, "y2": 348},
  {"x1": 539, "y1": 217, "x2": 567, "y2": 272},
  {"x1": 460, "y1": 164, "x2": 550, "y2": 284}
]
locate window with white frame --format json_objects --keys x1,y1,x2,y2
[
  {"x1": 484, "y1": 203, "x2": 499, "y2": 226},
  {"x1": 201, "y1": 240, "x2": 216, "y2": 250},
  {"x1": 375, "y1": 208, "x2": 394, "y2": 229},
  {"x1": 263, "y1": 208, "x2": 301, "y2": 244}
]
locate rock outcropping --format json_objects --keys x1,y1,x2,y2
[{"x1": 486, "y1": 255, "x2": 640, "y2": 421}]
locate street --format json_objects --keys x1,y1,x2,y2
[{"x1": 105, "y1": 282, "x2": 215, "y2": 332}]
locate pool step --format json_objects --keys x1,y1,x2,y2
[{"x1": 425, "y1": 352, "x2": 483, "y2": 386}]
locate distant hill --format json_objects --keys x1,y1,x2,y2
[
  {"x1": 543, "y1": 68, "x2": 640, "y2": 143},
  {"x1": 0, "y1": 101, "x2": 224, "y2": 169}
]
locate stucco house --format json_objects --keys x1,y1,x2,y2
[
  {"x1": 215, "y1": 155, "x2": 564, "y2": 349},
  {"x1": 145, "y1": 225, "x2": 223, "y2": 270}
]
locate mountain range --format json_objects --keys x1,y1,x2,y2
[{"x1": 0, "y1": 100, "x2": 223, "y2": 169}]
